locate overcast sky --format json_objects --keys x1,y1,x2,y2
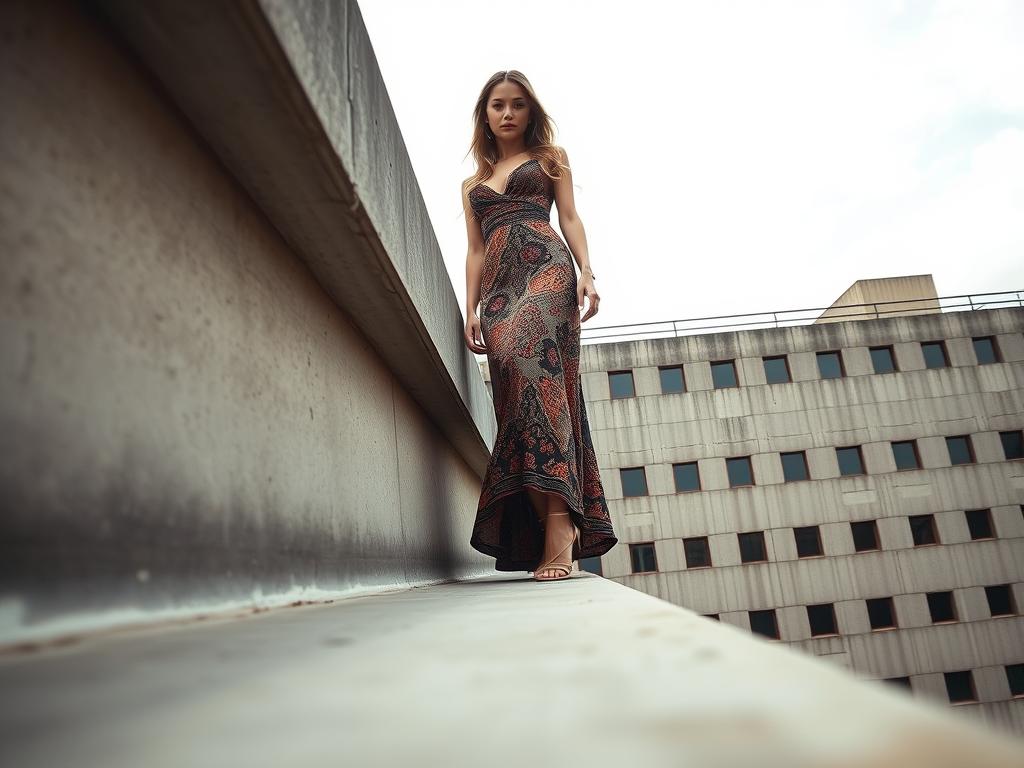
[{"x1": 358, "y1": 0, "x2": 1023, "y2": 335}]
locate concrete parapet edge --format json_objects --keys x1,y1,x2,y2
[{"x1": 92, "y1": 0, "x2": 496, "y2": 475}]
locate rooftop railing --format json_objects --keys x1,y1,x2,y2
[{"x1": 580, "y1": 289, "x2": 1024, "y2": 345}]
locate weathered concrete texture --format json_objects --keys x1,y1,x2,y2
[
  {"x1": 90, "y1": 0, "x2": 497, "y2": 473},
  {"x1": 0, "y1": 573, "x2": 1020, "y2": 768},
  {"x1": 817, "y1": 274, "x2": 941, "y2": 322},
  {"x1": 0, "y1": 0, "x2": 492, "y2": 643},
  {"x1": 576, "y1": 307, "x2": 1024, "y2": 735}
]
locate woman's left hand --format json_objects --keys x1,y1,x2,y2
[{"x1": 578, "y1": 276, "x2": 600, "y2": 322}]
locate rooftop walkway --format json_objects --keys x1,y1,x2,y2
[{"x1": 1, "y1": 573, "x2": 1021, "y2": 768}]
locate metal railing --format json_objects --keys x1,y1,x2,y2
[{"x1": 579, "y1": 289, "x2": 1024, "y2": 345}]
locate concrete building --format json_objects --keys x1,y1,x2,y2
[{"x1": 573, "y1": 284, "x2": 1024, "y2": 735}]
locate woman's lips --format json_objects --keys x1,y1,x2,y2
[{"x1": 500, "y1": 124, "x2": 515, "y2": 129}]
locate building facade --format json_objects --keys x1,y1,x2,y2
[{"x1": 577, "y1": 302, "x2": 1024, "y2": 736}]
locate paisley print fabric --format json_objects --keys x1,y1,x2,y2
[{"x1": 468, "y1": 157, "x2": 618, "y2": 571}]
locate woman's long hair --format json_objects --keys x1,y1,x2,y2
[{"x1": 463, "y1": 70, "x2": 569, "y2": 194}]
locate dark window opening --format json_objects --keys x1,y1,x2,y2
[
  {"x1": 1007, "y1": 664, "x2": 1024, "y2": 696},
  {"x1": 851, "y1": 520, "x2": 880, "y2": 552},
  {"x1": 794, "y1": 526, "x2": 823, "y2": 558},
  {"x1": 891, "y1": 440, "x2": 920, "y2": 470},
  {"x1": 608, "y1": 370, "x2": 635, "y2": 399},
  {"x1": 727, "y1": 456, "x2": 754, "y2": 487},
  {"x1": 944, "y1": 671, "x2": 976, "y2": 703},
  {"x1": 629, "y1": 543, "x2": 657, "y2": 573},
  {"x1": 927, "y1": 591, "x2": 957, "y2": 623},
  {"x1": 870, "y1": 345, "x2": 897, "y2": 374},
  {"x1": 945, "y1": 435, "x2": 974, "y2": 465},
  {"x1": 807, "y1": 603, "x2": 838, "y2": 636},
  {"x1": 659, "y1": 365, "x2": 685, "y2": 394},
  {"x1": 836, "y1": 446, "x2": 865, "y2": 476},
  {"x1": 749, "y1": 609, "x2": 779, "y2": 639},
  {"x1": 867, "y1": 597, "x2": 897, "y2": 629},
  {"x1": 1000, "y1": 430, "x2": 1024, "y2": 460},
  {"x1": 985, "y1": 584, "x2": 1015, "y2": 617},
  {"x1": 972, "y1": 336, "x2": 999, "y2": 365},
  {"x1": 763, "y1": 355, "x2": 791, "y2": 384},
  {"x1": 673, "y1": 461, "x2": 700, "y2": 492},
  {"x1": 909, "y1": 514, "x2": 939, "y2": 546},
  {"x1": 711, "y1": 360, "x2": 738, "y2": 389},
  {"x1": 683, "y1": 537, "x2": 712, "y2": 568},
  {"x1": 816, "y1": 350, "x2": 844, "y2": 379},
  {"x1": 620, "y1": 467, "x2": 649, "y2": 497},
  {"x1": 781, "y1": 451, "x2": 809, "y2": 482},
  {"x1": 965, "y1": 508, "x2": 994, "y2": 540},
  {"x1": 738, "y1": 531, "x2": 767, "y2": 563},
  {"x1": 921, "y1": 341, "x2": 949, "y2": 369}
]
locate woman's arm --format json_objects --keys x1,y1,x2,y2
[
  {"x1": 463, "y1": 181, "x2": 487, "y2": 353},
  {"x1": 552, "y1": 146, "x2": 600, "y2": 321}
]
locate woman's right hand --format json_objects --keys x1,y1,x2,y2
[{"x1": 465, "y1": 312, "x2": 487, "y2": 354}]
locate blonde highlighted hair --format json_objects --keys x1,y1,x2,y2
[{"x1": 463, "y1": 70, "x2": 569, "y2": 194}]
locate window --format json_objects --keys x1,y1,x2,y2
[
  {"x1": 891, "y1": 440, "x2": 920, "y2": 470},
  {"x1": 794, "y1": 526, "x2": 822, "y2": 557},
  {"x1": 683, "y1": 537, "x2": 712, "y2": 568},
  {"x1": 738, "y1": 531, "x2": 767, "y2": 563},
  {"x1": 620, "y1": 467, "x2": 648, "y2": 497},
  {"x1": 780, "y1": 451, "x2": 809, "y2": 482},
  {"x1": 908, "y1": 514, "x2": 939, "y2": 546},
  {"x1": 944, "y1": 671, "x2": 976, "y2": 704},
  {"x1": 836, "y1": 446, "x2": 865, "y2": 476},
  {"x1": 763, "y1": 355, "x2": 791, "y2": 384},
  {"x1": 579, "y1": 556, "x2": 602, "y2": 575},
  {"x1": 965, "y1": 508, "x2": 994, "y2": 540},
  {"x1": 1007, "y1": 664, "x2": 1024, "y2": 697},
  {"x1": 711, "y1": 360, "x2": 738, "y2": 388},
  {"x1": 672, "y1": 461, "x2": 700, "y2": 492},
  {"x1": 749, "y1": 609, "x2": 779, "y2": 639},
  {"x1": 659, "y1": 365, "x2": 685, "y2": 394},
  {"x1": 927, "y1": 591, "x2": 957, "y2": 623},
  {"x1": 972, "y1": 335, "x2": 999, "y2": 364},
  {"x1": 629, "y1": 543, "x2": 657, "y2": 573},
  {"x1": 870, "y1": 345, "x2": 897, "y2": 373},
  {"x1": 1000, "y1": 430, "x2": 1024, "y2": 460},
  {"x1": 945, "y1": 435, "x2": 974, "y2": 465},
  {"x1": 851, "y1": 520, "x2": 880, "y2": 552},
  {"x1": 985, "y1": 585, "x2": 1015, "y2": 617},
  {"x1": 921, "y1": 340, "x2": 949, "y2": 369},
  {"x1": 867, "y1": 597, "x2": 897, "y2": 630},
  {"x1": 726, "y1": 456, "x2": 754, "y2": 487},
  {"x1": 608, "y1": 370, "x2": 635, "y2": 399},
  {"x1": 807, "y1": 603, "x2": 838, "y2": 636},
  {"x1": 882, "y1": 676, "x2": 912, "y2": 691},
  {"x1": 816, "y1": 350, "x2": 844, "y2": 379}
]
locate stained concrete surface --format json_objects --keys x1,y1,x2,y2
[{"x1": 0, "y1": 573, "x2": 1021, "y2": 768}]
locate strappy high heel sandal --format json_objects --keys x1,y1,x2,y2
[{"x1": 532, "y1": 511, "x2": 580, "y2": 582}]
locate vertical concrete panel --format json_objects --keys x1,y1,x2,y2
[{"x1": 0, "y1": 0, "x2": 486, "y2": 640}]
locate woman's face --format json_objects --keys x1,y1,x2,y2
[{"x1": 485, "y1": 81, "x2": 531, "y2": 140}]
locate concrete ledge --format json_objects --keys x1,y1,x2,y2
[
  {"x1": 0, "y1": 574, "x2": 1020, "y2": 767},
  {"x1": 92, "y1": 0, "x2": 496, "y2": 474}
]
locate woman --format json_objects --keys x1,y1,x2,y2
[{"x1": 462, "y1": 70, "x2": 618, "y2": 581}]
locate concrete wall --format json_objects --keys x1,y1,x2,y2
[
  {"x1": 0, "y1": 0, "x2": 495, "y2": 643},
  {"x1": 577, "y1": 307, "x2": 1024, "y2": 736},
  {"x1": 817, "y1": 274, "x2": 941, "y2": 322}
]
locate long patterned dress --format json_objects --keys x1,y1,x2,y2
[{"x1": 468, "y1": 156, "x2": 618, "y2": 571}]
